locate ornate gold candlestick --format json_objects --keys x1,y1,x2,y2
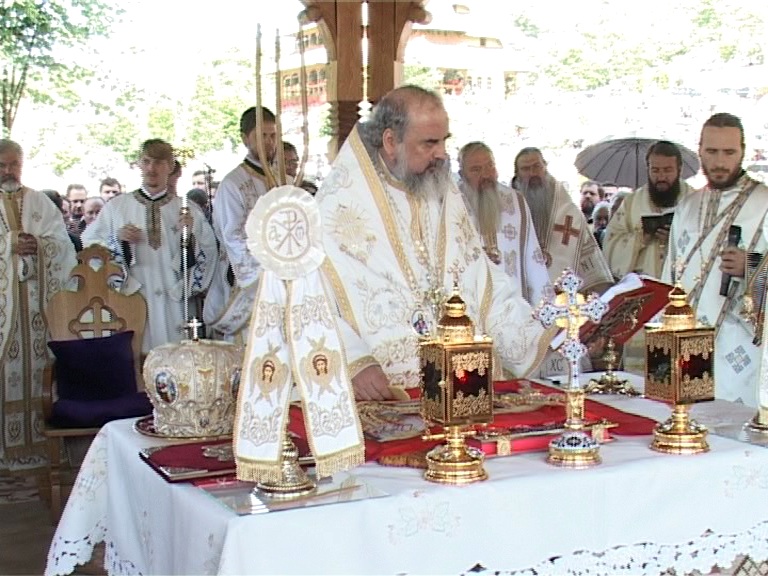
[
  {"x1": 533, "y1": 269, "x2": 608, "y2": 469},
  {"x1": 585, "y1": 338, "x2": 640, "y2": 396},
  {"x1": 645, "y1": 282, "x2": 714, "y2": 455},
  {"x1": 255, "y1": 430, "x2": 316, "y2": 499},
  {"x1": 419, "y1": 282, "x2": 494, "y2": 485}
]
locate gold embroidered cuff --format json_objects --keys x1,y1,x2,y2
[{"x1": 347, "y1": 355, "x2": 379, "y2": 379}]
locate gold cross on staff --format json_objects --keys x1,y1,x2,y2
[{"x1": 553, "y1": 215, "x2": 581, "y2": 246}]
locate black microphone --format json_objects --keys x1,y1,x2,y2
[{"x1": 720, "y1": 225, "x2": 742, "y2": 296}]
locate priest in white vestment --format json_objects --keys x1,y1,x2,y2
[
  {"x1": 662, "y1": 113, "x2": 768, "y2": 405},
  {"x1": 317, "y1": 86, "x2": 553, "y2": 401},
  {"x1": 511, "y1": 147, "x2": 614, "y2": 294},
  {"x1": 457, "y1": 141, "x2": 551, "y2": 307},
  {"x1": 203, "y1": 106, "x2": 276, "y2": 342},
  {"x1": 0, "y1": 140, "x2": 77, "y2": 468},
  {"x1": 83, "y1": 139, "x2": 217, "y2": 353},
  {"x1": 604, "y1": 141, "x2": 695, "y2": 280}
]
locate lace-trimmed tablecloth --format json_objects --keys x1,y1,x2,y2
[{"x1": 46, "y1": 374, "x2": 768, "y2": 575}]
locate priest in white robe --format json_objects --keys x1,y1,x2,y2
[
  {"x1": 203, "y1": 106, "x2": 276, "y2": 342},
  {"x1": 0, "y1": 139, "x2": 76, "y2": 467},
  {"x1": 317, "y1": 86, "x2": 553, "y2": 401},
  {"x1": 512, "y1": 147, "x2": 614, "y2": 294},
  {"x1": 83, "y1": 139, "x2": 217, "y2": 353},
  {"x1": 662, "y1": 113, "x2": 768, "y2": 405},
  {"x1": 604, "y1": 141, "x2": 695, "y2": 280},
  {"x1": 457, "y1": 141, "x2": 551, "y2": 307}
]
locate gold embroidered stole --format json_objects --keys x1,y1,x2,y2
[
  {"x1": 0, "y1": 192, "x2": 20, "y2": 363},
  {"x1": 131, "y1": 190, "x2": 174, "y2": 249}
]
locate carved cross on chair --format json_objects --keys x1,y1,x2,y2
[
  {"x1": 553, "y1": 215, "x2": 581, "y2": 246},
  {"x1": 68, "y1": 297, "x2": 126, "y2": 338}
]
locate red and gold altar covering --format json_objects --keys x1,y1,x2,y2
[{"x1": 142, "y1": 380, "x2": 657, "y2": 482}]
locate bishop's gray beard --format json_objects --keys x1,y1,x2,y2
[
  {"x1": 392, "y1": 147, "x2": 451, "y2": 204},
  {"x1": 463, "y1": 180, "x2": 501, "y2": 240},
  {"x1": 0, "y1": 177, "x2": 21, "y2": 194},
  {"x1": 520, "y1": 174, "x2": 555, "y2": 244}
]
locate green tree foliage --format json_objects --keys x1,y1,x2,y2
[
  {"x1": 0, "y1": 0, "x2": 119, "y2": 137},
  {"x1": 403, "y1": 64, "x2": 441, "y2": 91},
  {"x1": 185, "y1": 52, "x2": 255, "y2": 154}
]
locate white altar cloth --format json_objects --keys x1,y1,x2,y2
[{"x1": 46, "y1": 376, "x2": 768, "y2": 576}]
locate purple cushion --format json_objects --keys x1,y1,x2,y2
[
  {"x1": 50, "y1": 392, "x2": 152, "y2": 428},
  {"x1": 48, "y1": 331, "x2": 136, "y2": 401}
]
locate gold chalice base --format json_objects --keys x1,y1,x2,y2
[
  {"x1": 256, "y1": 470, "x2": 316, "y2": 499},
  {"x1": 424, "y1": 444, "x2": 487, "y2": 485},
  {"x1": 546, "y1": 430, "x2": 601, "y2": 468},
  {"x1": 650, "y1": 423, "x2": 709, "y2": 455}
]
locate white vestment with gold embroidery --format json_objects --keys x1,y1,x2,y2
[
  {"x1": 317, "y1": 127, "x2": 551, "y2": 389},
  {"x1": 604, "y1": 181, "x2": 695, "y2": 280},
  {"x1": 0, "y1": 187, "x2": 76, "y2": 467},
  {"x1": 82, "y1": 191, "x2": 217, "y2": 353},
  {"x1": 204, "y1": 160, "x2": 271, "y2": 341},
  {"x1": 662, "y1": 176, "x2": 768, "y2": 405},
  {"x1": 524, "y1": 181, "x2": 613, "y2": 291},
  {"x1": 461, "y1": 181, "x2": 551, "y2": 307}
]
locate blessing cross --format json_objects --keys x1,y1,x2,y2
[
  {"x1": 553, "y1": 215, "x2": 581, "y2": 246},
  {"x1": 186, "y1": 317, "x2": 203, "y2": 341},
  {"x1": 532, "y1": 269, "x2": 607, "y2": 389}
]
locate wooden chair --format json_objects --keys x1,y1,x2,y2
[{"x1": 42, "y1": 245, "x2": 147, "y2": 519}]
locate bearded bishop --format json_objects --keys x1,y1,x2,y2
[
  {"x1": 457, "y1": 141, "x2": 551, "y2": 306},
  {"x1": 318, "y1": 88, "x2": 553, "y2": 393},
  {"x1": 513, "y1": 147, "x2": 613, "y2": 293}
]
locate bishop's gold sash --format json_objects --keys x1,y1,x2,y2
[{"x1": 233, "y1": 186, "x2": 364, "y2": 480}]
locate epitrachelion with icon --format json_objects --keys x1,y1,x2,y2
[{"x1": 233, "y1": 185, "x2": 365, "y2": 482}]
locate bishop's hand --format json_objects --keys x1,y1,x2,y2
[{"x1": 352, "y1": 365, "x2": 395, "y2": 401}]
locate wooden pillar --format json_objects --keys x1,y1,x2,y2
[
  {"x1": 303, "y1": 1, "x2": 363, "y2": 158},
  {"x1": 367, "y1": 1, "x2": 424, "y2": 104},
  {"x1": 302, "y1": 1, "x2": 430, "y2": 155}
]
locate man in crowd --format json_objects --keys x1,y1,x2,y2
[
  {"x1": 579, "y1": 180, "x2": 603, "y2": 224},
  {"x1": 592, "y1": 200, "x2": 611, "y2": 250},
  {"x1": 203, "y1": 106, "x2": 277, "y2": 342},
  {"x1": 601, "y1": 182, "x2": 619, "y2": 203},
  {"x1": 83, "y1": 139, "x2": 217, "y2": 353},
  {"x1": 0, "y1": 140, "x2": 76, "y2": 468},
  {"x1": 283, "y1": 141, "x2": 300, "y2": 180},
  {"x1": 65, "y1": 183, "x2": 88, "y2": 235},
  {"x1": 82, "y1": 197, "x2": 105, "y2": 229},
  {"x1": 662, "y1": 113, "x2": 768, "y2": 405},
  {"x1": 192, "y1": 169, "x2": 213, "y2": 194},
  {"x1": 512, "y1": 147, "x2": 613, "y2": 293},
  {"x1": 99, "y1": 177, "x2": 122, "y2": 202},
  {"x1": 604, "y1": 140, "x2": 694, "y2": 279},
  {"x1": 457, "y1": 141, "x2": 551, "y2": 306},
  {"x1": 317, "y1": 86, "x2": 552, "y2": 400},
  {"x1": 42, "y1": 189, "x2": 82, "y2": 252}
]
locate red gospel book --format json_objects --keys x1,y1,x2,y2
[{"x1": 552, "y1": 273, "x2": 673, "y2": 349}]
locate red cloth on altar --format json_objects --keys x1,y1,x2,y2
[
  {"x1": 287, "y1": 380, "x2": 657, "y2": 462},
  {"x1": 146, "y1": 380, "x2": 658, "y2": 482}
]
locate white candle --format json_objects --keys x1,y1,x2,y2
[{"x1": 181, "y1": 194, "x2": 188, "y2": 209}]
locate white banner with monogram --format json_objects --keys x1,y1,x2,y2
[{"x1": 233, "y1": 186, "x2": 364, "y2": 480}]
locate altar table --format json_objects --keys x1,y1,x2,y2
[{"x1": 46, "y1": 376, "x2": 768, "y2": 575}]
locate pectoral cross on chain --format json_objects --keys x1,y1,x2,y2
[
  {"x1": 553, "y1": 215, "x2": 581, "y2": 246},
  {"x1": 532, "y1": 269, "x2": 607, "y2": 389}
]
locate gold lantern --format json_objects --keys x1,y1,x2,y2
[
  {"x1": 644, "y1": 283, "x2": 715, "y2": 454},
  {"x1": 419, "y1": 283, "x2": 494, "y2": 485}
]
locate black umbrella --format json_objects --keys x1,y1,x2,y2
[{"x1": 574, "y1": 137, "x2": 700, "y2": 189}]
